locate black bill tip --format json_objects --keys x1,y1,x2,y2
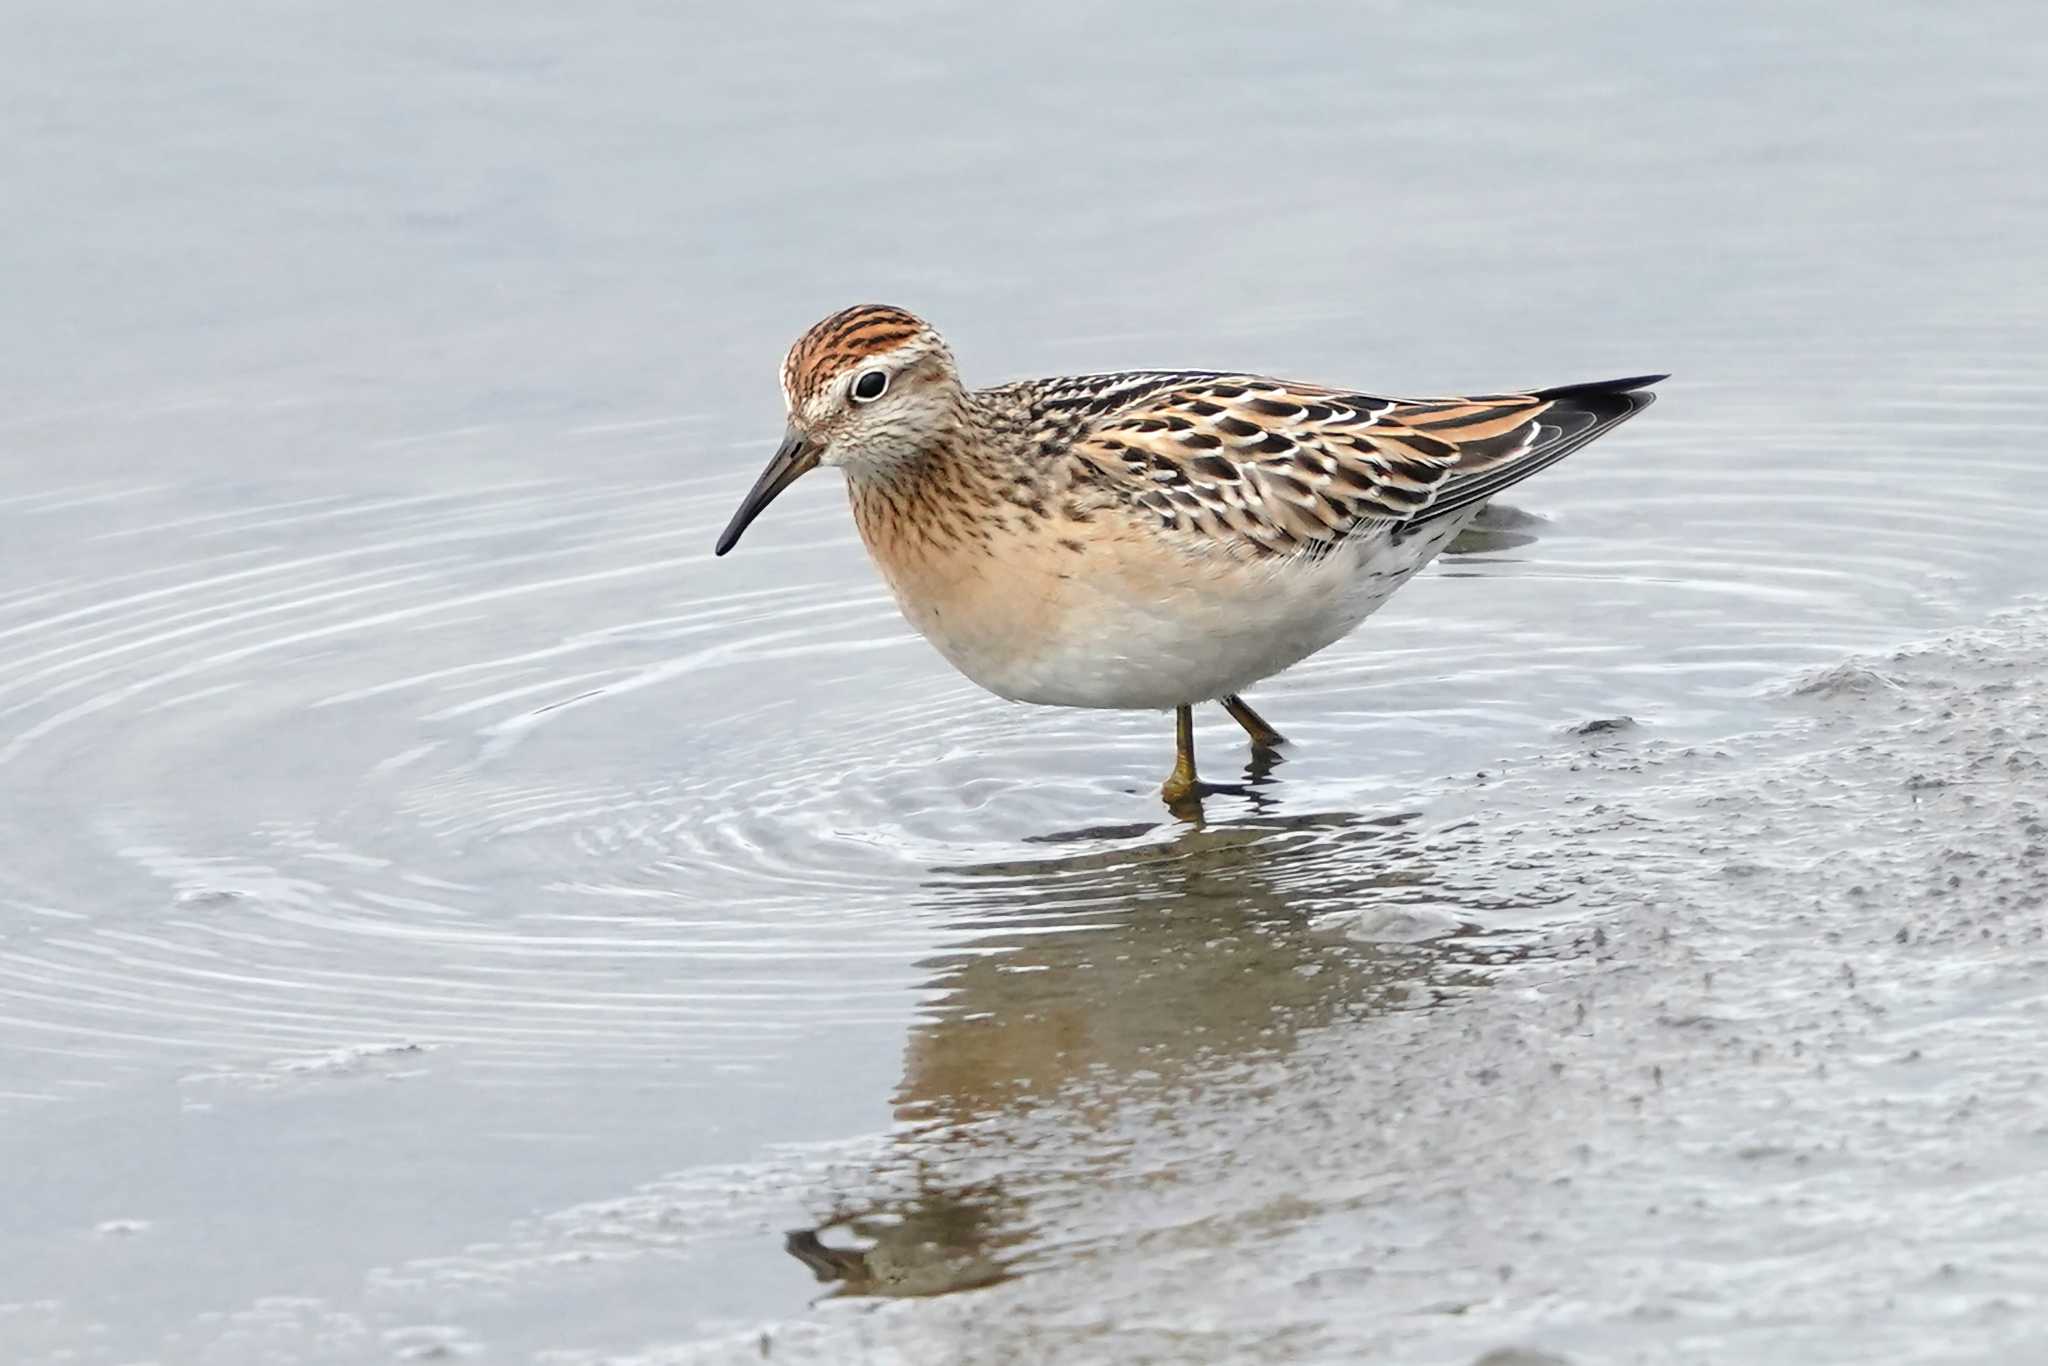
[{"x1": 714, "y1": 429, "x2": 815, "y2": 556}]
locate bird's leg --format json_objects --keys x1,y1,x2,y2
[
  {"x1": 1160, "y1": 704, "x2": 1199, "y2": 805},
  {"x1": 1221, "y1": 693, "x2": 1287, "y2": 749}
]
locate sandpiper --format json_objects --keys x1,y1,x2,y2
[{"x1": 716, "y1": 305, "x2": 1662, "y2": 805}]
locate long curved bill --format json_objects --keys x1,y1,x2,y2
[{"x1": 714, "y1": 428, "x2": 817, "y2": 556}]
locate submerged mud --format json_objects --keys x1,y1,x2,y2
[
  {"x1": 576, "y1": 604, "x2": 2048, "y2": 1365},
  {"x1": 5, "y1": 3, "x2": 2047, "y2": 1361}
]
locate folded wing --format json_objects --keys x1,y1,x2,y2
[{"x1": 1065, "y1": 373, "x2": 1664, "y2": 558}]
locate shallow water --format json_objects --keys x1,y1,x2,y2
[{"x1": 2, "y1": 3, "x2": 2046, "y2": 1363}]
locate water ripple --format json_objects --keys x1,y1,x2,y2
[{"x1": 0, "y1": 367, "x2": 2044, "y2": 1102}]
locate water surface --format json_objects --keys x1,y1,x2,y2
[{"x1": 2, "y1": 3, "x2": 2045, "y2": 1362}]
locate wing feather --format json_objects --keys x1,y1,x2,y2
[{"x1": 1042, "y1": 372, "x2": 1663, "y2": 557}]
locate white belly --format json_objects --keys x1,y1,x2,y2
[{"x1": 935, "y1": 519, "x2": 1470, "y2": 711}]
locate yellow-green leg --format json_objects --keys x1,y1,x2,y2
[
  {"x1": 1160, "y1": 704, "x2": 1198, "y2": 804},
  {"x1": 1221, "y1": 693, "x2": 1287, "y2": 749}
]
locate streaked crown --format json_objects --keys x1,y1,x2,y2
[{"x1": 780, "y1": 304, "x2": 950, "y2": 409}]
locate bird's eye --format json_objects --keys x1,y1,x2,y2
[{"x1": 850, "y1": 369, "x2": 889, "y2": 403}]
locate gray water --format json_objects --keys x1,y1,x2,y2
[{"x1": 2, "y1": 4, "x2": 2046, "y2": 1363}]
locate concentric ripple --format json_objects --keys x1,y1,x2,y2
[{"x1": 3, "y1": 354, "x2": 2047, "y2": 1111}]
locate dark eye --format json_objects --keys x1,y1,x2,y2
[{"x1": 850, "y1": 369, "x2": 889, "y2": 403}]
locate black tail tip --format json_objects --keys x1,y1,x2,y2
[{"x1": 1535, "y1": 373, "x2": 1669, "y2": 402}]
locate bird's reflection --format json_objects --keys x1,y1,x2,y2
[
  {"x1": 784, "y1": 1173, "x2": 1014, "y2": 1299},
  {"x1": 1444, "y1": 499, "x2": 1548, "y2": 560},
  {"x1": 786, "y1": 802, "x2": 1556, "y2": 1301}
]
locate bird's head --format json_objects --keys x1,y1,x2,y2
[{"x1": 715, "y1": 304, "x2": 962, "y2": 555}]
